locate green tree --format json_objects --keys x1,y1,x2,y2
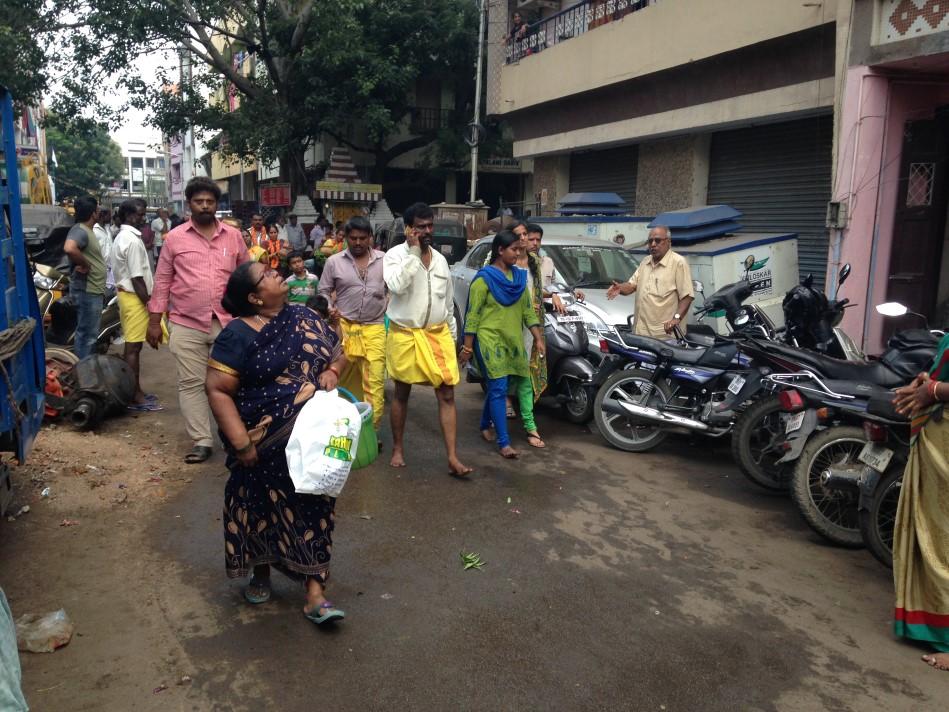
[
  {"x1": 44, "y1": 115, "x2": 125, "y2": 199},
  {"x1": 0, "y1": 0, "x2": 49, "y2": 107},
  {"x1": 39, "y1": 0, "x2": 481, "y2": 195}
]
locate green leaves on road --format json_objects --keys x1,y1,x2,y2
[{"x1": 460, "y1": 551, "x2": 485, "y2": 571}]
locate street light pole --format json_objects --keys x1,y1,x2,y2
[{"x1": 469, "y1": 0, "x2": 486, "y2": 203}]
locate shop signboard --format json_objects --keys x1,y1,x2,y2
[{"x1": 260, "y1": 183, "x2": 291, "y2": 207}]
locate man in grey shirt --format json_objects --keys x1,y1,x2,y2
[
  {"x1": 318, "y1": 215, "x2": 386, "y2": 430},
  {"x1": 285, "y1": 213, "x2": 306, "y2": 252},
  {"x1": 64, "y1": 194, "x2": 108, "y2": 359}
]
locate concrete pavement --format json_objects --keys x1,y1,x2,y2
[{"x1": 2, "y1": 346, "x2": 946, "y2": 711}]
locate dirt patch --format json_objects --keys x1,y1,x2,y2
[{"x1": 5, "y1": 414, "x2": 194, "y2": 522}]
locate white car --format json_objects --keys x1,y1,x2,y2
[{"x1": 450, "y1": 235, "x2": 640, "y2": 344}]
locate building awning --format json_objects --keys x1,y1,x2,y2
[{"x1": 315, "y1": 181, "x2": 382, "y2": 203}]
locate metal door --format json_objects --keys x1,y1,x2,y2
[
  {"x1": 569, "y1": 145, "x2": 638, "y2": 210},
  {"x1": 708, "y1": 116, "x2": 833, "y2": 287}
]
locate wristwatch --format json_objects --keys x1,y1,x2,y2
[{"x1": 673, "y1": 313, "x2": 681, "y2": 320}]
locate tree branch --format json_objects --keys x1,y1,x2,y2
[
  {"x1": 382, "y1": 134, "x2": 437, "y2": 166},
  {"x1": 324, "y1": 131, "x2": 375, "y2": 156}
]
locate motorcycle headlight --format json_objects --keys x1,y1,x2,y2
[{"x1": 34, "y1": 274, "x2": 57, "y2": 290}]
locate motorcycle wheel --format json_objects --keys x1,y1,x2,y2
[
  {"x1": 561, "y1": 381, "x2": 594, "y2": 424},
  {"x1": 790, "y1": 426, "x2": 865, "y2": 548},
  {"x1": 858, "y1": 466, "x2": 902, "y2": 569},
  {"x1": 731, "y1": 395, "x2": 793, "y2": 493},
  {"x1": 594, "y1": 370, "x2": 671, "y2": 452}
]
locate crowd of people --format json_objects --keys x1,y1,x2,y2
[{"x1": 55, "y1": 177, "x2": 949, "y2": 668}]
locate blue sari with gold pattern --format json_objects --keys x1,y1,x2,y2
[{"x1": 209, "y1": 304, "x2": 342, "y2": 584}]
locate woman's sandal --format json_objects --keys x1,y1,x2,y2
[
  {"x1": 244, "y1": 577, "x2": 271, "y2": 605},
  {"x1": 304, "y1": 601, "x2": 346, "y2": 625},
  {"x1": 184, "y1": 445, "x2": 213, "y2": 464},
  {"x1": 526, "y1": 432, "x2": 546, "y2": 448}
]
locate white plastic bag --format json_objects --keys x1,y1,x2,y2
[
  {"x1": 15, "y1": 609, "x2": 74, "y2": 653},
  {"x1": 285, "y1": 389, "x2": 361, "y2": 497}
]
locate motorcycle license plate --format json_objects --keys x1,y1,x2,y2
[
  {"x1": 727, "y1": 375, "x2": 745, "y2": 395},
  {"x1": 858, "y1": 442, "x2": 894, "y2": 473},
  {"x1": 556, "y1": 315, "x2": 584, "y2": 323},
  {"x1": 785, "y1": 411, "x2": 805, "y2": 434}
]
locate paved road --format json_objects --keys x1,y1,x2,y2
[{"x1": 3, "y1": 347, "x2": 945, "y2": 711}]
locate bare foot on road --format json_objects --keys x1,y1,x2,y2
[
  {"x1": 448, "y1": 457, "x2": 473, "y2": 477},
  {"x1": 922, "y1": 653, "x2": 949, "y2": 671},
  {"x1": 481, "y1": 429, "x2": 495, "y2": 442},
  {"x1": 499, "y1": 446, "x2": 519, "y2": 459},
  {"x1": 389, "y1": 448, "x2": 406, "y2": 468}
]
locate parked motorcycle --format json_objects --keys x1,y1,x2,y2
[
  {"x1": 730, "y1": 310, "x2": 939, "y2": 492},
  {"x1": 592, "y1": 324, "x2": 764, "y2": 452},
  {"x1": 33, "y1": 262, "x2": 122, "y2": 353},
  {"x1": 855, "y1": 403, "x2": 910, "y2": 569},
  {"x1": 757, "y1": 371, "x2": 907, "y2": 546}
]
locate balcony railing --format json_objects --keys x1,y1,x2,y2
[
  {"x1": 506, "y1": 0, "x2": 656, "y2": 64},
  {"x1": 409, "y1": 107, "x2": 453, "y2": 134}
]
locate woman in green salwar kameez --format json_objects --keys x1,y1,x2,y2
[{"x1": 461, "y1": 231, "x2": 545, "y2": 458}]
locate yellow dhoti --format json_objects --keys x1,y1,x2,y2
[
  {"x1": 339, "y1": 319, "x2": 387, "y2": 429},
  {"x1": 117, "y1": 290, "x2": 167, "y2": 344},
  {"x1": 385, "y1": 321, "x2": 459, "y2": 388}
]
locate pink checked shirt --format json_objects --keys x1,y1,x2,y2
[{"x1": 149, "y1": 219, "x2": 249, "y2": 332}]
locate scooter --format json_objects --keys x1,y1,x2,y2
[
  {"x1": 539, "y1": 289, "x2": 598, "y2": 423},
  {"x1": 463, "y1": 288, "x2": 599, "y2": 423}
]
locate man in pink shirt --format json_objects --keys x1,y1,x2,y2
[{"x1": 147, "y1": 177, "x2": 249, "y2": 463}]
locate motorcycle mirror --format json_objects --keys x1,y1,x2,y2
[
  {"x1": 875, "y1": 302, "x2": 909, "y2": 317},
  {"x1": 692, "y1": 280, "x2": 704, "y2": 295},
  {"x1": 838, "y1": 263, "x2": 851, "y2": 285}
]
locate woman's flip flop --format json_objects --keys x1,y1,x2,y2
[
  {"x1": 244, "y1": 577, "x2": 271, "y2": 604},
  {"x1": 526, "y1": 433, "x2": 546, "y2": 448},
  {"x1": 304, "y1": 601, "x2": 346, "y2": 625}
]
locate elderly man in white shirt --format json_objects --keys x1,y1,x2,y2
[{"x1": 383, "y1": 202, "x2": 471, "y2": 477}]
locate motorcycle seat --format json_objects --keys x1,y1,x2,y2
[
  {"x1": 820, "y1": 380, "x2": 893, "y2": 399},
  {"x1": 762, "y1": 341, "x2": 906, "y2": 388},
  {"x1": 620, "y1": 333, "x2": 707, "y2": 364}
]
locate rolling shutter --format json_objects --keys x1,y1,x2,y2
[
  {"x1": 708, "y1": 116, "x2": 833, "y2": 287},
  {"x1": 569, "y1": 145, "x2": 638, "y2": 211}
]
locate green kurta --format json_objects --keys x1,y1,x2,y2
[{"x1": 465, "y1": 272, "x2": 540, "y2": 380}]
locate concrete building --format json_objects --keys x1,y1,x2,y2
[
  {"x1": 488, "y1": 0, "x2": 949, "y2": 349},
  {"x1": 488, "y1": 0, "x2": 839, "y2": 285},
  {"x1": 108, "y1": 128, "x2": 170, "y2": 210}
]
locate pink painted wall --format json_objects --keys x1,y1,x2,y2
[
  {"x1": 832, "y1": 67, "x2": 949, "y2": 352},
  {"x1": 831, "y1": 67, "x2": 889, "y2": 351}
]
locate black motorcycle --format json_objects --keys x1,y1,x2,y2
[
  {"x1": 730, "y1": 324, "x2": 937, "y2": 492},
  {"x1": 592, "y1": 324, "x2": 764, "y2": 452},
  {"x1": 759, "y1": 371, "x2": 908, "y2": 547}
]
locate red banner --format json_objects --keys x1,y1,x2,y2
[{"x1": 259, "y1": 183, "x2": 291, "y2": 207}]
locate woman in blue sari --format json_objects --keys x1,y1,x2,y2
[{"x1": 206, "y1": 262, "x2": 349, "y2": 625}]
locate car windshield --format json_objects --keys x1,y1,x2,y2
[{"x1": 542, "y1": 244, "x2": 639, "y2": 288}]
